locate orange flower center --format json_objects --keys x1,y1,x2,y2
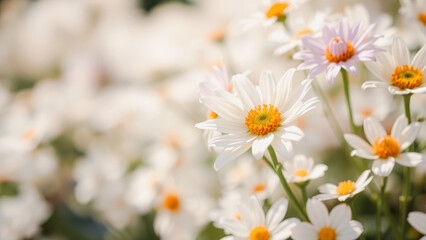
[
  {"x1": 294, "y1": 28, "x2": 313, "y2": 39},
  {"x1": 418, "y1": 12, "x2": 426, "y2": 26},
  {"x1": 319, "y1": 227, "x2": 336, "y2": 240},
  {"x1": 391, "y1": 65, "x2": 423, "y2": 90},
  {"x1": 207, "y1": 110, "x2": 218, "y2": 119},
  {"x1": 250, "y1": 226, "x2": 270, "y2": 240},
  {"x1": 253, "y1": 184, "x2": 266, "y2": 192},
  {"x1": 361, "y1": 108, "x2": 373, "y2": 117},
  {"x1": 245, "y1": 104, "x2": 282, "y2": 135},
  {"x1": 266, "y1": 3, "x2": 289, "y2": 19},
  {"x1": 325, "y1": 38, "x2": 355, "y2": 63},
  {"x1": 372, "y1": 135, "x2": 400, "y2": 159},
  {"x1": 336, "y1": 180, "x2": 356, "y2": 196},
  {"x1": 293, "y1": 169, "x2": 308, "y2": 177},
  {"x1": 163, "y1": 194, "x2": 180, "y2": 212}
]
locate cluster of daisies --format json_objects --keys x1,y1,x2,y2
[
  {"x1": 196, "y1": 0, "x2": 426, "y2": 239},
  {"x1": 0, "y1": 0, "x2": 425, "y2": 239}
]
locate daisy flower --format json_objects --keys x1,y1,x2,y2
[
  {"x1": 282, "y1": 154, "x2": 328, "y2": 183},
  {"x1": 408, "y1": 208, "x2": 426, "y2": 240},
  {"x1": 400, "y1": 0, "x2": 426, "y2": 33},
  {"x1": 220, "y1": 196, "x2": 299, "y2": 240},
  {"x1": 314, "y1": 170, "x2": 373, "y2": 201},
  {"x1": 291, "y1": 199, "x2": 363, "y2": 240},
  {"x1": 294, "y1": 18, "x2": 382, "y2": 83},
  {"x1": 195, "y1": 68, "x2": 319, "y2": 170},
  {"x1": 234, "y1": 0, "x2": 308, "y2": 33},
  {"x1": 344, "y1": 115, "x2": 424, "y2": 176},
  {"x1": 363, "y1": 36, "x2": 426, "y2": 95}
]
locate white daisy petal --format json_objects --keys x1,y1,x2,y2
[
  {"x1": 329, "y1": 204, "x2": 352, "y2": 232},
  {"x1": 408, "y1": 211, "x2": 426, "y2": 235},
  {"x1": 249, "y1": 195, "x2": 265, "y2": 227},
  {"x1": 371, "y1": 158, "x2": 395, "y2": 176},
  {"x1": 233, "y1": 74, "x2": 261, "y2": 111},
  {"x1": 266, "y1": 198, "x2": 289, "y2": 230},
  {"x1": 344, "y1": 134, "x2": 374, "y2": 154},
  {"x1": 252, "y1": 134, "x2": 274, "y2": 160},
  {"x1": 270, "y1": 218, "x2": 300, "y2": 240},
  {"x1": 260, "y1": 70, "x2": 276, "y2": 104},
  {"x1": 363, "y1": 117, "x2": 387, "y2": 145},
  {"x1": 396, "y1": 152, "x2": 424, "y2": 167},
  {"x1": 391, "y1": 115, "x2": 408, "y2": 139},
  {"x1": 221, "y1": 219, "x2": 250, "y2": 237},
  {"x1": 392, "y1": 37, "x2": 410, "y2": 66},
  {"x1": 398, "y1": 122, "x2": 420, "y2": 151},
  {"x1": 214, "y1": 143, "x2": 252, "y2": 170},
  {"x1": 291, "y1": 222, "x2": 318, "y2": 240},
  {"x1": 307, "y1": 199, "x2": 329, "y2": 228}
]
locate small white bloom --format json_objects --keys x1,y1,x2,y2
[
  {"x1": 408, "y1": 208, "x2": 426, "y2": 240},
  {"x1": 292, "y1": 199, "x2": 363, "y2": 240},
  {"x1": 282, "y1": 154, "x2": 328, "y2": 183},
  {"x1": 314, "y1": 170, "x2": 373, "y2": 202},
  {"x1": 345, "y1": 115, "x2": 424, "y2": 176},
  {"x1": 363, "y1": 36, "x2": 426, "y2": 95},
  {"x1": 220, "y1": 196, "x2": 299, "y2": 240}
]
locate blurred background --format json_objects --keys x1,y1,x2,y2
[{"x1": 0, "y1": 0, "x2": 424, "y2": 239}]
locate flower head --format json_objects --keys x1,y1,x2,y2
[
  {"x1": 363, "y1": 36, "x2": 426, "y2": 94},
  {"x1": 292, "y1": 199, "x2": 363, "y2": 240},
  {"x1": 294, "y1": 18, "x2": 382, "y2": 83},
  {"x1": 314, "y1": 170, "x2": 373, "y2": 201},
  {"x1": 282, "y1": 154, "x2": 328, "y2": 183},
  {"x1": 220, "y1": 196, "x2": 299, "y2": 240},
  {"x1": 196, "y1": 68, "x2": 318, "y2": 170},
  {"x1": 344, "y1": 115, "x2": 424, "y2": 176}
]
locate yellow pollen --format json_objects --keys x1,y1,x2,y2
[
  {"x1": 372, "y1": 135, "x2": 400, "y2": 159},
  {"x1": 391, "y1": 65, "x2": 423, "y2": 90},
  {"x1": 266, "y1": 3, "x2": 289, "y2": 19},
  {"x1": 418, "y1": 12, "x2": 426, "y2": 26},
  {"x1": 293, "y1": 169, "x2": 308, "y2": 177},
  {"x1": 325, "y1": 41, "x2": 355, "y2": 63},
  {"x1": 227, "y1": 83, "x2": 233, "y2": 92},
  {"x1": 250, "y1": 226, "x2": 270, "y2": 240},
  {"x1": 245, "y1": 104, "x2": 282, "y2": 135},
  {"x1": 318, "y1": 227, "x2": 336, "y2": 240},
  {"x1": 208, "y1": 26, "x2": 227, "y2": 42},
  {"x1": 336, "y1": 180, "x2": 356, "y2": 196},
  {"x1": 235, "y1": 212, "x2": 242, "y2": 220},
  {"x1": 207, "y1": 110, "x2": 218, "y2": 119},
  {"x1": 294, "y1": 28, "x2": 313, "y2": 39},
  {"x1": 253, "y1": 184, "x2": 266, "y2": 192},
  {"x1": 163, "y1": 194, "x2": 180, "y2": 212},
  {"x1": 361, "y1": 108, "x2": 373, "y2": 117}
]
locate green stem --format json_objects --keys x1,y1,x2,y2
[
  {"x1": 341, "y1": 70, "x2": 358, "y2": 134},
  {"x1": 399, "y1": 94, "x2": 413, "y2": 239},
  {"x1": 266, "y1": 146, "x2": 309, "y2": 221},
  {"x1": 376, "y1": 177, "x2": 388, "y2": 240}
]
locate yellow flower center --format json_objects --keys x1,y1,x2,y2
[
  {"x1": 253, "y1": 184, "x2": 266, "y2": 192},
  {"x1": 245, "y1": 104, "x2": 282, "y2": 135},
  {"x1": 207, "y1": 110, "x2": 218, "y2": 119},
  {"x1": 266, "y1": 3, "x2": 289, "y2": 19},
  {"x1": 361, "y1": 108, "x2": 373, "y2": 117},
  {"x1": 294, "y1": 28, "x2": 313, "y2": 39},
  {"x1": 325, "y1": 39, "x2": 355, "y2": 63},
  {"x1": 250, "y1": 226, "x2": 270, "y2": 240},
  {"x1": 235, "y1": 212, "x2": 242, "y2": 220},
  {"x1": 391, "y1": 65, "x2": 423, "y2": 90},
  {"x1": 208, "y1": 26, "x2": 227, "y2": 42},
  {"x1": 418, "y1": 12, "x2": 426, "y2": 26},
  {"x1": 372, "y1": 135, "x2": 400, "y2": 159},
  {"x1": 336, "y1": 180, "x2": 356, "y2": 196},
  {"x1": 319, "y1": 227, "x2": 336, "y2": 240},
  {"x1": 293, "y1": 169, "x2": 308, "y2": 177},
  {"x1": 163, "y1": 194, "x2": 180, "y2": 212}
]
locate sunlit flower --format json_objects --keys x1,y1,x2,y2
[
  {"x1": 400, "y1": 0, "x2": 426, "y2": 34},
  {"x1": 220, "y1": 196, "x2": 299, "y2": 240},
  {"x1": 363, "y1": 36, "x2": 426, "y2": 94},
  {"x1": 292, "y1": 199, "x2": 363, "y2": 240},
  {"x1": 314, "y1": 170, "x2": 373, "y2": 201},
  {"x1": 294, "y1": 18, "x2": 382, "y2": 83},
  {"x1": 408, "y1": 208, "x2": 426, "y2": 240},
  {"x1": 196, "y1": 68, "x2": 319, "y2": 170},
  {"x1": 344, "y1": 115, "x2": 424, "y2": 176},
  {"x1": 282, "y1": 154, "x2": 328, "y2": 183}
]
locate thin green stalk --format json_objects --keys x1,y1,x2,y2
[
  {"x1": 266, "y1": 146, "x2": 309, "y2": 221},
  {"x1": 341, "y1": 70, "x2": 358, "y2": 134},
  {"x1": 376, "y1": 177, "x2": 388, "y2": 240},
  {"x1": 399, "y1": 94, "x2": 413, "y2": 239}
]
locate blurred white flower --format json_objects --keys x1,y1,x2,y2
[
  {"x1": 282, "y1": 154, "x2": 328, "y2": 183},
  {"x1": 407, "y1": 208, "x2": 426, "y2": 240}
]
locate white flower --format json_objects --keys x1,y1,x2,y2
[
  {"x1": 220, "y1": 196, "x2": 299, "y2": 240},
  {"x1": 351, "y1": 87, "x2": 392, "y2": 126},
  {"x1": 400, "y1": 0, "x2": 426, "y2": 35},
  {"x1": 408, "y1": 208, "x2": 426, "y2": 240},
  {"x1": 196, "y1": 68, "x2": 318, "y2": 170},
  {"x1": 344, "y1": 115, "x2": 424, "y2": 176},
  {"x1": 363, "y1": 36, "x2": 426, "y2": 95},
  {"x1": 314, "y1": 170, "x2": 373, "y2": 201},
  {"x1": 282, "y1": 154, "x2": 328, "y2": 183},
  {"x1": 292, "y1": 199, "x2": 363, "y2": 240}
]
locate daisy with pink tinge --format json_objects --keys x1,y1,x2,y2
[{"x1": 294, "y1": 18, "x2": 382, "y2": 83}]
